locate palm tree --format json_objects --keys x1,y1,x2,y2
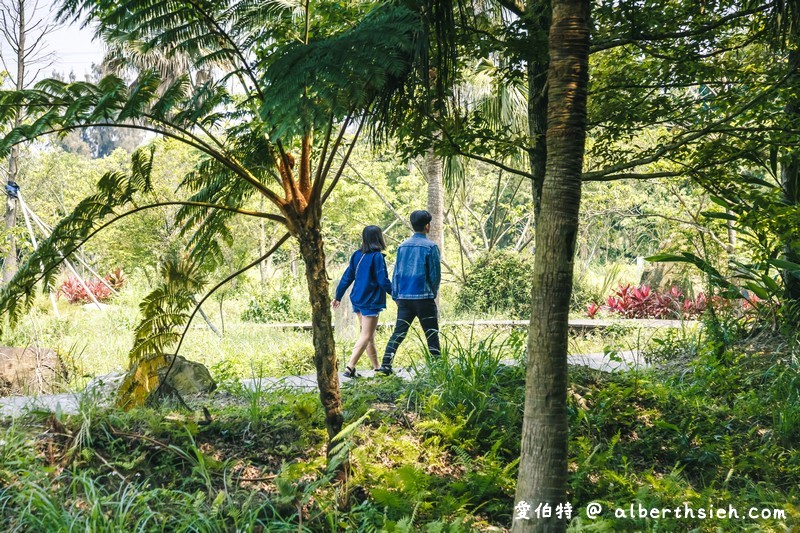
[
  {"x1": 0, "y1": 0, "x2": 432, "y2": 444},
  {"x1": 511, "y1": 0, "x2": 590, "y2": 531}
]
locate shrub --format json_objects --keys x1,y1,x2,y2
[
  {"x1": 241, "y1": 291, "x2": 310, "y2": 323},
  {"x1": 57, "y1": 269, "x2": 127, "y2": 304},
  {"x1": 588, "y1": 283, "x2": 707, "y2": 319},
  {"x1": 571, "y1": 274, "x2": 604, "y2": 312},
  {"x1": 456, "y1": 250, "x2": 534, "y2": 318}
]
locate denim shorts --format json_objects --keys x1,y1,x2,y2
[{"x1": 352, "y1": 306, "x2": 382, "y2": 317}]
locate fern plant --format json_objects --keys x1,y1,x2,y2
[{"x1": 0, "y1": 0, "x2": 452, "y2": 443}]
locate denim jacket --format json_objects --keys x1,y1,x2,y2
[
  {"x1": 391, "y1": 233, "x2": 441, "y2": 300},
  {"x1": 335, "y1": 250, "x2": 393, "y2": 310}
]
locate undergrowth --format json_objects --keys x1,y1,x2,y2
[{"x1": 1, "y1": 324, "x2": 799, "y2": 531}]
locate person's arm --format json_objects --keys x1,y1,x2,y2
[
  {"x1": 427, "y1": 245, "x2": 441, "y2": 297},
  {"x1": 334, "y1": 252, "x2": 357, "y2": 302},
  {"x1": 376, "y1": 254, "x2": 393, "y2": 295}
]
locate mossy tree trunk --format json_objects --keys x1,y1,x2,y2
[
  {"x1": 278, "y1": 131, "x2": 345, "y2": 444},
  {"x1": 296, "y1": 216, "x2": 343, "y2": 443}
]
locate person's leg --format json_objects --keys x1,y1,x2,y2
[
  {"x1": 417, "y1": 299, "x2": 441, "y2": 358},
  {"x1": 344, "y1": 312, "x2": 366, "y2": 377},
  {"x1": 349, "y1": 314, "x2": 380, "y2": 371},
  {"x1": 379, "y1": 301, "x2": 415, "y2": 372}
]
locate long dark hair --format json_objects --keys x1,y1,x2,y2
[{"x1": 360, "y1": 225, "x2": 386, "y2": 253}]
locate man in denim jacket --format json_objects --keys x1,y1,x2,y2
[{"x1": 376, "y1": 210, "x2": 441, "y2": 375}]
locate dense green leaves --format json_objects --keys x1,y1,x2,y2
[{"x1": 260, "y1": 3, "x2": 423, "y2": 138}]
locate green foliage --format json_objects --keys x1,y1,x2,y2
[
  {"x1": 455, "y1": 250, "x2": 533, "y2": 318},
  {"x1": 241, "y1": 282, "x2": 311, "y2": 323},
  {"x1": 398, "y1": 329, "x2": 526, "y2": 523},
  {"x1": 3, "y1": 325, "x2": 799, "y2": 531},
  {"x1": 261, "y1": 3, "x2": 424, "y2": 139},
  {"x1": 0, "y1": 147, "x2": 155, "y2": 327},
  {"x1": 569, "y1": 332, "x2": 800, "y2": 531},
  {"x1": 0, "y1": 0, "x2": 451, "y2": 414}
]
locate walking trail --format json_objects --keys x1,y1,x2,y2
[
  {"x1": 1, "y1": 318, "x2": 692, "y2": 418},
  {"x1": 0, "y1": 350, "x2": 645, "y2": 418}
]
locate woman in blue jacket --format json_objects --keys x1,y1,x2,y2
[{"x1": 332, "y1": 225, "x2": 393, "y2": 378}]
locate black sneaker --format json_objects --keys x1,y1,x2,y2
[
  {"x1": 343, "y1": 366, "x2": 359, "y2": 378},
  {"x1": 375, "y1": 365, "x2": 393, "y2": 376}
]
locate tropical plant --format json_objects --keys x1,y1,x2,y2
[
  {"x1": 593, "y1": 283, "x2": 708, "y2": 320},
  {"x1": 57, "y1": 276, "x2": 112, "y2": 304},
  {"x1": 0, "y1": 0, "x2": 442, "y2": 444}
]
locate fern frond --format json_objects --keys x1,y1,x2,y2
[
  {"x1": 0, "y1": 75, "x2": 167, "y2": 152},
  {"x1": 129, "y1": 253, "x2": 207, "y2": 366},
  {"x1": 0, "y1": 147, "x2": 155, "y2": 327},
  {"x1": 259, "y1": 3, "x2": 424, "y2": 138},
  {"x1": 60, "y1": 0, "x2": 256, "y2": 92}
]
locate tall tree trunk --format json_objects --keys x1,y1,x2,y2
[
  {"x1": 426, "y1": 147, "x2": 445, "y2": 257},
  {"x1": 297, "y1": 217, "x2": 344, "y2": 444},
  {"x1": 512, "y1": 0, "x2": 590, "y2": 531},
  {"x1": 781, "y1": 47, "x2": 800, "y2": 302},
  {"x1": 3, "y1": 145, "x2": 20, "y2": 283},
  {"x1": 524, "y1": 2, "x2": 551, "y2": 222},
  {"x1": 3, "y1": 0, "x2": 25, "y2": 283}
]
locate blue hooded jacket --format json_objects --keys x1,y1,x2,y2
[{"x1": 335, "y1": 250, "x2": 392, "y2": 311}]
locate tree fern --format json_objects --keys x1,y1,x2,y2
[{"x1": 0, "y1": 0, "x2": 460, "y2": 445}]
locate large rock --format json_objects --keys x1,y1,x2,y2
[
  {"x1": 83, "y1": 372, "x2": 127, "y2": 404},
  {"x1": 157, "y1": 356, "x2": 216, "y2": 396},
  {"x1": 83, "y1": 357, "x2": 216, "y2": 405},
  {"x1": 0, "y1": 346, "x2": 66, "y2": 396}
]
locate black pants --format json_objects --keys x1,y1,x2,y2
[{"x1": 382, "y1": 298, "x2": 440, "y2": 367}]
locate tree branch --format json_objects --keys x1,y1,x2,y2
[
  {"x1": 583, "y1": 69, "x2": 796, "y2": 181},
  {"x1": 591, "y1": 5, "x2": 769, "y2": 53},
  {"x1": 7, "y1": 200, "x2": 287, "y2": 295}
]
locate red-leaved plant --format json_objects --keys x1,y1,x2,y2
[
  {"x1": 57, "y1": 269, "x2": 127, "y2": 304},
  {"x1": 587, "y1": 283, "x2": 708, "y2": 319}
]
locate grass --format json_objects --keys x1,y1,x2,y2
[
  {"x1": 2, "y1": 277, "x2": 660, "y2": 394},
  {"x1": 3, "y1": 274, "x2": 798, "y2": 530},
  {"x1": 2, "y1": 319, "x2": 800, "y2": 531}
]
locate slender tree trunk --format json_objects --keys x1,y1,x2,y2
[
  {"x1": 524, "y1": 2, "x2": 551, "y2": 222},
  {"x1": 297, "y1": 217, "x2": 343, "y2": 444},
  {"x1": 3, "y1": 1, "x2": 25, "y2": 283},
  {"x1": 3, "y1": 145, "x2": 20, "y2": 283},
  {"x1": 426, "y1": 147, "x2": 445, "y2": 258},
  {"x1": 725, "y1": 209, "x2": 737, "y2": 257},
  {"x1": 513, "y1": 0, "x2": 590, "y2": 531},
  {"x1": 259, "y1": 201, "x2": 269, "y2": 291},
  {"x1": 781, "y1": 48, "x2": 800, "y2": 302}
]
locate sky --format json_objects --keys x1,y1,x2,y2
[
  {"x1": 48, "y1": 18, "x2": 105, "y2": 79},
  {"x1": 0, "y1": 1, "x2": 105, "y2": 84}
]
